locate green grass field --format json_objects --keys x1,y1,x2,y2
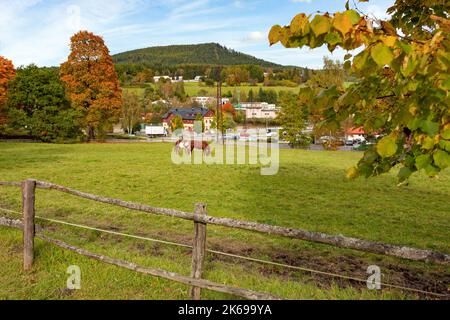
[
  {"x1": 0, "y1": 142, "x2": 449, "y2": 300},
  {"x1": 123, "y1": 82, "x2": 302, "y2": 98}
]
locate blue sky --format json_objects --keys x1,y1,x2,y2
[{"x1": 0, "y1": 0, "x2": 394, "y2": 69}]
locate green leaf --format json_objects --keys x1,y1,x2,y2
[
  {"x1": 324, "y1": 32, "x2": 342, "y2": 46},
  {"x1": 433, "y1": 150, "x2": 450, "y2": 169},
  {"x1": 441, "y1": 75, "x2": 450, "y2": 90},
  {"x1": 401, "y1": 56, "x2": 416, "y2": 77},
  {"x1": 358, "y1": 161, "x2": 374, "y2": 178},
  {"x1": 363, "y1": 149, "x2": 379, "y2": 163},
  {"x1": 420, "y1": 120, "x2": 439, "y2": 137},
  {"x1": 407, "y1": 117, "x2": 422, "y2": 130},
  {"x1": 353, "y1": 50, "x2": 368, "y2": 71},
  {"x1": 424, "y1": 164, "x2": 439, "y2": 177},
  {"x1": 398, "y1": 41, "x2": 412, "y2": 54},
  {"x1": 415, "y1": 154, "x2": 431, "y2": 170},
  {"x1": 421, "y1": 136, "x2": 435, "y2": 150},
  {"x1": 442, "y1": 128, "x2": 450, "y2": 140},
  {"x1": 439, "y1": 140, "x2": 450, "y2": 152},
  {"x1": 371, "y1": 43, "x2": 394, "y2": 67},
  {"x1": 398, "y1": 167, "x2": 413, "y2": 183},
  {"x1": 310, "y1": 15, "x2": 331, "y2": 37},
  {"x1": 376, "y1": 135, "x2": 398, "y2": 158}
]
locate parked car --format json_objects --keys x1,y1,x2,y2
[
  {"x1": 345, "y1": 139, "x2": 354, "y2": 146},
  {"x1": 353, "y1": 141, "x2": 375, "y2": 151},
  {"x1": 224, "y1": 133, "x2": 239, "y2": 140}
]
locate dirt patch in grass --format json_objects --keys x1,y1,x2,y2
[
  {"x1": 206, "y1": 239, "x2": 450, "y2": 299},
  {"x1": 28, "y1": 220, "x2": 450, "y2": 299}
]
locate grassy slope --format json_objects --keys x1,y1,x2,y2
[
  {"x1": 0, "y1": 142, "x2": 448, "y2": 300},
  {"x1": 123, "y1": 82, "x2": 301, "y2": 99}
]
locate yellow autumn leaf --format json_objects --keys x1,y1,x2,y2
[
  {"x1": 310, "y1": 15, "x2": 331, "y2": 37},
  {"x1": 333, "y1": 13, "x2": 352, "y2": 36},
  {"x1": 381, "y1": 35, "x2": 397, "y2": 47},
  {"x1": 290, "y1": 13, "x2": 309, "y2": 35},
  {"x1": 269, "y1": 25, "x2": 282, "y2": 45}
]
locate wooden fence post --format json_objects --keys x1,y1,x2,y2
[
  {"x1": 189, "y1": 203, "x2": 207, "y2": 300},
  {"x1": 22, "y1": 179, "x2": 36, "y2": 271}
]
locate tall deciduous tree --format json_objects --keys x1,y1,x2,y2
[
  {"x1": 171, "y1": 115, "x2": 184, "y2": 132},
  {"x1": 5, "y1": 65, "x2": 83, "y2": 142},
  {"x1": 121, "y1": 92, "x2": 143, "y2": 135},
  {"x1": 277, "y1": 92, "x2": 311, "y2": 148},
  {"x1": 60, "y1": 31, "x2": 122, "y2": 140},
  {"x1": 306, "y1": 57, "x2": 347, "y2": 145},
  {"x1": 0, "y1": 56, "x2": 15, "y2": 124},
  {"x1": 270, "y1": 0, "x2": 450, "y2": 182}
]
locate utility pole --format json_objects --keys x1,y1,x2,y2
[{"x1": 216, "y1": 66, "x2": 223, "y2": 143}]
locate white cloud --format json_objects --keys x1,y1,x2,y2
[
  {"x1": 244, "y1": 31, "x2": 266, "y2": 43},
  {"x1": 0, "y1": 0, "x2": 147, "y2": 66}
]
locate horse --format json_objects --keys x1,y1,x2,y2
[
  {"x1": 186, "y1": 140, "x2": 212, "y2": 156},
  {"x1": 174, "y1": 137, "x2": 211, "y2": 156}
]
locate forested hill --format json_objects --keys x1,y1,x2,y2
[{"x1": 112, "y1": 43, "x2": 283, "y2": 68}]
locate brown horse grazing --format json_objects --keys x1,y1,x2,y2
[
  {"x1": 187, "y1": 140, "x2": 212, "y2": 156},
  {"x1": 174, "y1": 138, "x2": 211, "y2": 156}
]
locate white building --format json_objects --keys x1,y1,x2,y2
[
  {"x1": 194, "y1": 97, "x2": 213, "y2": 107},
  {"x1": 153, "y1": 76, "x2": 184, "y2": 83},
  {"x1": 193, "y1": 97, "x2": 231, "y2": 107},
  {"x1": 241, "y1": 102, "x2": 279, "y2": 120}
]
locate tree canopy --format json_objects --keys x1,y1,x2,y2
[
  {"x1": 0, "y1": 56, "x2": 15, "y2": 124},
  {"x1": 60, "y1": 31, "x2": 122, "y2": 140},
  {"x1": 270, "y1": 0, "x2": 450, "y2": 182},
  {"x1": 5, "y1": 65, "x2": 82, "y2": 142}
]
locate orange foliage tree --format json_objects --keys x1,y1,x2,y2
[
  {"x1": 0, "y1": 56, "x2": 15, "y2": 124},
  {"x1": 60, "y1": 31, "x2": 122, "y2": 140}
]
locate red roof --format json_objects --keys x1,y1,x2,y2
[{"x1": 346, "y1": 127, "x2": 365, "y2": 135}]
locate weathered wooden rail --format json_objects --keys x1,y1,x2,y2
[
  {"x1": 0, "y1": 216, "x2": 278, "y2": 300},
  {"x1": 0, "y1": 179, "x2": 449, "y2": 300}
]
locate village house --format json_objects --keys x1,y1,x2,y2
[
  {"x1": 194, "y1": 96, "x2": 214, "y2": 107},
  {"x1": 239, "y1": 102, "x2": 280, "y2": 120},
  {"x1": 153, "y1": 76, "x2": 184, "y2": 83},
  {"x1": 193, "y1": 97, "x2": 231, "y2": 108},
  {"x1": 184, "y1": 76, "x2": 204, "y2": 83},
  {"x1": 162, "y1": 107, "x2": 215, "y2": 132}
]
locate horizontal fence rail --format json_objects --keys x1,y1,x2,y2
[
  {"x1": 2, "y1": 180, "x2": 448, "y2": 265},
  {"x1": 0, "y1": 217, "x2": 278, "y2": 300}
]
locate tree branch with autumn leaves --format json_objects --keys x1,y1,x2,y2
[{"x1": 269, "y1": 0, "x2": 450, "y2": 183}]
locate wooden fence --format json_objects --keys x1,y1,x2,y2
[{"x1": 0, "y1": 179, "x2": 449, "y2": 300}]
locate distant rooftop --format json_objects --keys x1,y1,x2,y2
[{"x1": 162, "y1": 107, "x2": 213, "y2": 121}]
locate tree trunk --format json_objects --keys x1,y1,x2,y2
[{"x1": 86, "y1": 125, "x2": 95, "y2": 141}]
